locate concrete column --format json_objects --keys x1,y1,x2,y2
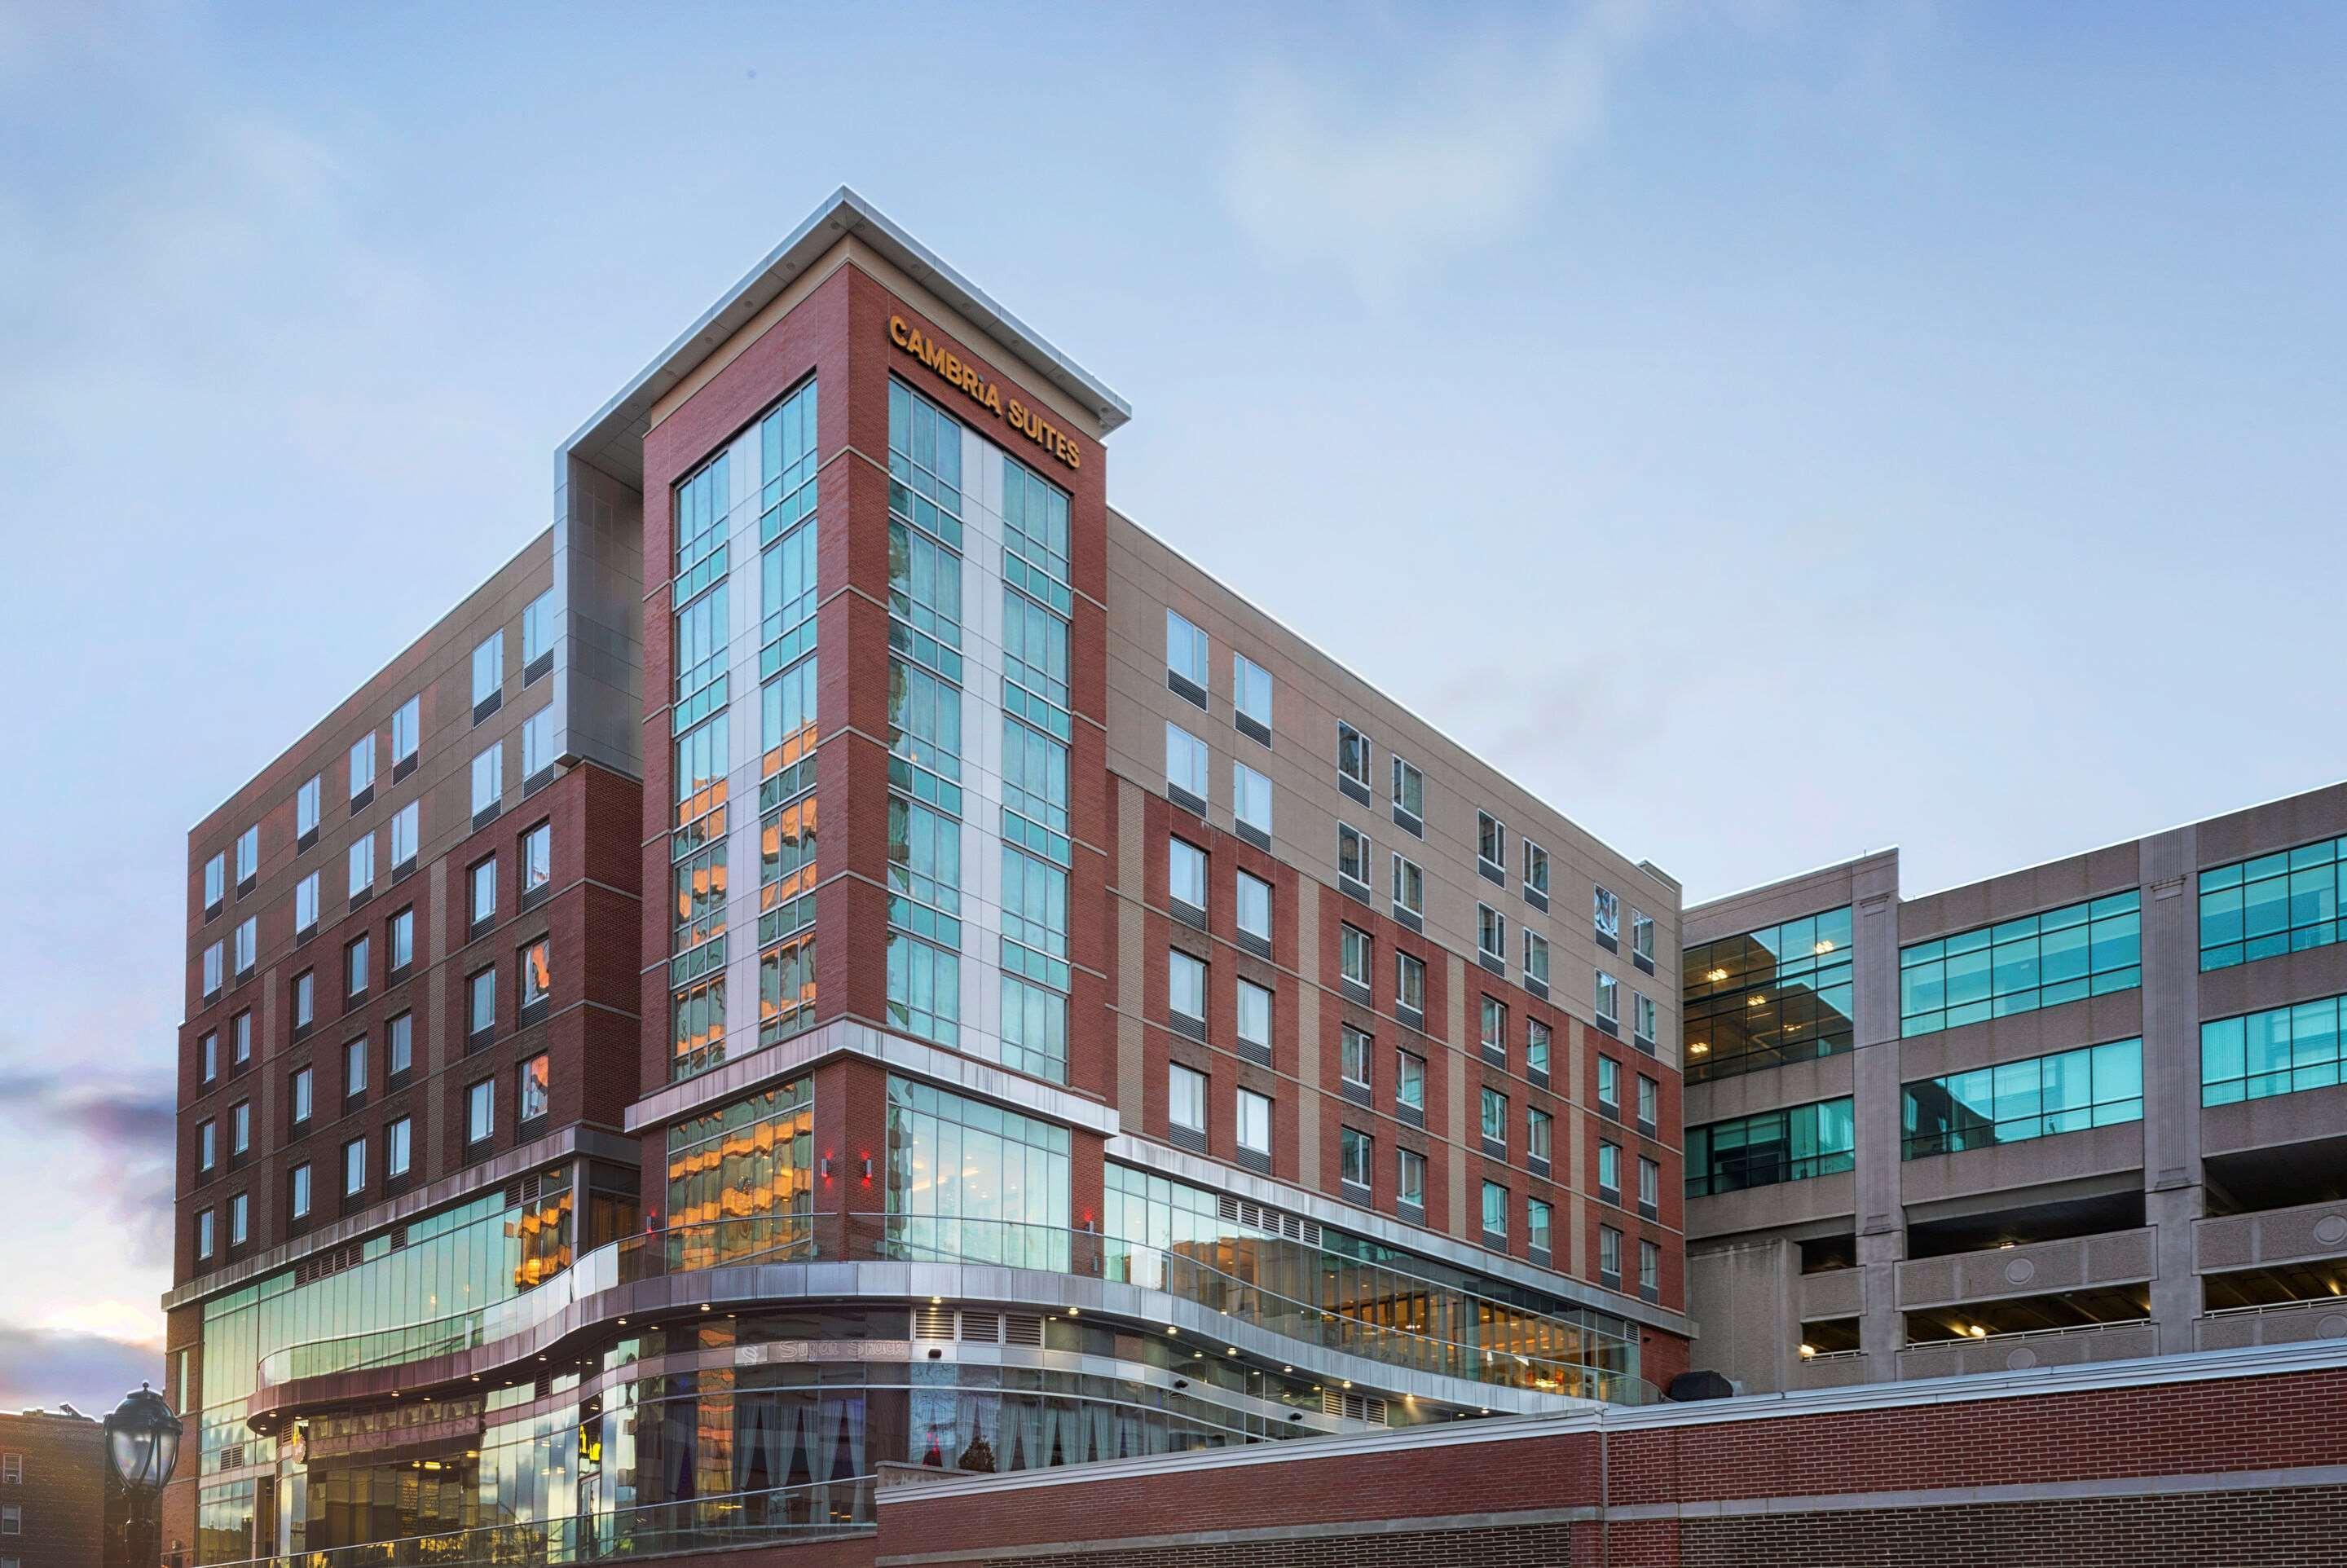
[
  {"x1": 2138, "y1": 826, "x2": 2204, "y2": 1354},
  {"x1": 1849, "y1": 858, "x2": 1907, "y2": 1381}
]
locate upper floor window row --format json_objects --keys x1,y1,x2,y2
[
  {"x1": 2204, "y1": 990, "x2": 2347, "y2": 1107},
  {"x1": 1900, "y1": 892, "x2": 2139, "y2": 1037},
  {"x1": 1904, "y1": 1037, "x2": 2143, "y2": 1159},
  {"x1": 1684, "y1": 905, "x2": 1853, "y2": 1083},
  {"x1": 1687, "y1": 1097, "x2": 1855, "y2": 1198},
  {"x1": 2200, "y1": 835, "x2": 2347, "y2": 973}
]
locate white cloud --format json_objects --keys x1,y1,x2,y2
[{"x1": 1222, "y1": 0, "x2": 1656, "y2": 301}]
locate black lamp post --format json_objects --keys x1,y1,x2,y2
[{"x1": 104, "y1": 1384, "x2": 183, "y2": 1568}]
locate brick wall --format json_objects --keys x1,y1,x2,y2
[{"x1": 0, "y1": 1412, "x2": 107, "y2": 1568}]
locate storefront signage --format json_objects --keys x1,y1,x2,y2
[{"x1": 889, "y1": 315, "x2": 1081, "y2": 471}]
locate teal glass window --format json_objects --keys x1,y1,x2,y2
[
  {"x1": 1002, "y1": 588, "x2": 1071, "y2": 739},
  {"x1": 1000, "y1": 456, "x2": 1072, "y2": 613},
  {"x1": 887, "y1": 518, "x2": 962, "y2": 681},
  {"x1": 1902, "y1": 1037, "x2": 2142, "y2": 1157},
  {"x1": 672, "y1": 448, "x2": 729, "y2": 606},
  {"x1": 1685, "y1": 1098, "x2": 1855, "y2": 1197},
  {"x1": 887, "y1": 658, "x2": 962, "y2": 812},
  {"x1": 884, "y1": 1076, "x2": 1069, "y2": 1270},
  {"x1": 886, "y1": 932, "x2": 959, "y2": 1047},
  {"x1": 757, "y1": 379, "x2": 817, "y2": 542},
  {"x1": 1683, "y1": 906, "x2": 1852, "y2": 1081},
  {"x1": 2199, "y1": 836, "x2": 2347, "y2": 971},
  {"x1": 887, "y1": 378, "x2": 963, "y2": 548},
  {"x1": 2202, "y1": 993, "x2": 2345, "y2": 1105},
  {"x1": 1899, "y1": 892, "x2": 2139, "y2": 1037},
  {"x1": 999, "y1": 973, "x2": 1068, "y2": 1084},
  {"x1": 760, "y1": 512, "x2": 817, "y2": 677},
  {"x1": 1001, "y1": 715, "x2": 1070, "y2": 865}
]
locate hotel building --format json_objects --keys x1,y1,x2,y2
[{"x1": 164, "y1": 190, "x2": 1693, "y2": 1564}]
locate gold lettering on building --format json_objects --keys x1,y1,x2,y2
[{"x1": 888, "y1": 314, "x2": 1080, "y2": 471}]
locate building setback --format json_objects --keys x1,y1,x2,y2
[{"x1": 162, "y1": 189, "x2": 1692, "y2": 1566}]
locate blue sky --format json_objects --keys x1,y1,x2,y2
[{"x1": 2, "y1": 0, "x2": 2344, "y2": 1412}]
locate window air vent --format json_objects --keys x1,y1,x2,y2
[
  {"x1": 504, "y1": 1173, "x2": 548, "y2": 1209},
  {"x1": 1218, "y1": 1195, "x2": 1322, "y2": 1248},
  {"x1": 1322, "y1": 1389, "x2": 1389, "y2": 1426},
  {"x1": 958, "y1": 1310, "x2": 1001, "y2": 1343},
  {"x1": 217, "y1": 1442, "x2": 246, "y2": 1472},
  {"x1": 1002, "y1": 1313, "x2": 1044, "y2": 1348},
  {"x1": 914, "y1": 1304, "x2": 955, "y2": 1341}
]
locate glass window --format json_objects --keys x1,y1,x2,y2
[
  {"x1": 1169, "y1": 949, "x2": 1206, "y2": 1021},
  {"x1": 1530, "y1": 1108, "x2": 1553, "y2": 1162},
  {"x1": 1525, "y1": 841, "x2": 1550, "y2": 896},
  {"x1": 468, "y1": 967, "x2": 495, "y2": 1037},
  {"x1": 1477, "y1": 811, "x2": 1505, "y2": 871},
  {"x1": 523, "y1": 707, "x2": 556, "y2": 778},
  {"x1": 524, "y1": 822, "x2": 551, "y2": 894},
  {"x1": 1236, "y1": 1088, "x2": 1271, "y2": 1154},
  {"x1": 2203, "y1": 993, "x2": 2343, "y2": 1106},
  {"x1": 1233, "y1": 652, "x2": 1271, "y2": 727},
  {"x1": 1686, "y1": 1097, "x2": 1856, "y2": 1196},
  {"x1": 1169, "y1": 837, "x2": 1208, "y2": 910},
  {"x1": 1637, "y1": 1073, "x2": 1658, "y2": 1127},
  {"x1": 1906, "y1": 1043, "x2": 2147, "y2": 1155},
  {"x1": 296, "y1": 777, "x2": 320, "y2": 840},
  {"x1": 386, "y1": 1012, "x2": 412, "y2": 1077},
  {"x1": 1236, "y1": 979, "x2": 1272, "y2": 1047},
  {"x1": 1398, "y1": 1147, "x2": 1425, "y2": 1209},
  {"x1": 387, "y1": 1116, "x2": 412, "y2": 1178},
  {"x1": 1166, "y1": 609, "x2": 1209, "y2": 686},
  {"x1": 201, "y1": 940, "x2": 222, "y2": 998},
  {"x1": 2200, "y1": 835, "x2": 2347, "y2": 971},
  {"x1": 1527, "y1": 1018, "x2": 1552, "y2": 1076},
  {"x1": 1597, "y1": 1139, "x2": 1620, "y2": 1194},
  {"x1": 228, "y1": 1192, "x2": 249, "y2": 1246},
  {"x1": 517, "y1": 1053, "x2": 550, "y2": 1122},
  {"x1": 196, "y1": 1208, "x2": 214, "y2": 1259},
  {"x1": 1397, "y1": 951, "x2": 1426, "y2": 1014},
  {"x1": 471, "y1": 742, "x2": 503, "y2": 814},
  {"x1": 345, "y1": 933, "x2": 368, "y2": 997},
  {"x1": 290, "y1": 968, "x2": 312, "y2": 1031},
  {"x1": 1341, "y1": 1024, "x2": 1373, "y2": 1086},
  {"x1": 230, "y1": 1100, "x2": 249, "y2": 1154},
  {"x1": 1391, "y1": 755, "x2": 1424, "y2": 818},
  {"x1": 1002, "y1": 587, "x2": 1070, "y2": 729},
  {"x1": 1481, "y1": 1180, "x2": 1508, "y2": 1239},
  {"x1": 1169, "y1": 1063, "x2": 1207, "y2": 1132},
  {"x1": 233, "y1": 1009, "x2": 253, "y2": 1063},
  {"x1": 342, "y1": 1036, "x2": 365, "y2": 1098},
  {"x1": 232, "y1": 916, "x2": 255, "y2": 976},
  {"x1": 1165, "y1": 722, "x2": 1209, "y2": 798},
  {"x1": 1596, "y1": 969, "x2": 1619, "y2": 1026},
  {"x1": 1684, "y1": 904, "x2": 1854, "y2": 1081},
  {"x1": 1640, "y1": 1239, "x2": 1661, "y2": 1293},
  {"x1": 391, "y1": 694, "x2": 421, "y2": 764},
  {"x1": 1236, "y1": 870, "x2": 1272, "y2": 941},
  {"x1": 472, "y1": 631, "x2": 504, "y2": 706},
  {"x1": 1900, "y1": 892, "x2": 2141, "y2": 1037},
  {"x1": 204, "y1": 852, "x2": 225, "y2": 909},
  {"x1": 1639, "y1": 1156, "x2": 1660, "y2": 1209},
  {"x1": 520, "y1": 939, "x2": 551, "y2": 1010},
  {"x1": 1529, "y1": 1197, "x2": 1553, "y2": 1253},
  {"x1": 1632, "y1": 910, "x2": 1655, "y2": 964},
  {"x1": 1001, "y1": 972, "x2": 1068, "y2": 1085},
  {"x1": 1233, "y1": 760, "x2": 1271, "y2": 835},
  {"x1": 349, "y1": 733, "x2": 376, "y2": 797},
  {"x1": 236, "y1": 825, "x2": 259, "y2": 883},
  {"x1": 885, "y1": 932, "x2": 958, "y2": 1046},
  {"x1": 1340, "y1": 1126, "x2": 1372, "y2": 1188},
  {"x1": 465, "y1": 1078, "x2": 495, "y2": 1144},
  {"x1": 883, "y1": 1074, "x2": 1071, "y2": 1270},
  {"x1": 1481, "y1": 995, "x2": 1508, "y2": 1056},
  {"x1": 1397, "y1": 1048, "x2": 1425, "y2": 1109},
  {"x1": 1600, "y1": 1225, "x2": 1623, "y2": 1280},
  {"x1": 1336, "y1": 722, "x2": 1372, "y2": 788},
  {"x1": 342, "y1": 1136, "x2": 365, "y2": 1196},
  {"x1": 1593, "y1": 885, "x2": 1619, "y2": 940},
  {"x1": 1597, "y1": 1055, "x2": 1620, "y2": 1110},
  {"x1": 522, "y1": 588, "x2": 557, "y2": 667},
  {"x1": 470, "y1": 856, "x2": 496, "y2": 926},
  {"x1": 1634, "y1": 991, "x2": 1657, "y2": 1044},
  {"x1": 389, "y1": 906, "x2": 413, "y2": 971},
  {"x1": 294, "y1": 872, "x2": 319, "y2": 934},
  {"x1": 1338, "y1": 823, "x2": 1372, "y2": 887},
  {"x1": 1479, "y1": 1086, "x2": 1508, "y2": 1145},
  {"x1": 390, "y1": 800, "x2": 418, "y2": 869},
  {"x1": 347, "y1": 834, "x2": 375, "y2": 897},
  {"x1": 1478, "y1": 903, "x2": 1506, "y2": 962},
  {"x1": 1340, "y1": 923, "x2": 1372, "y2": 986},
  {"x1": 1392, "y1": 853, "x2": 1425, "y2": 917},
  {"x1": 289, "y1": 1162, "x2": 310, "y2": 1220},
  {"x1": 290, "y1": 1065, "x2": 311, "y2": 1125},
  {"x1": 1525, "y1": 929, "x2": 1551, "y2": 985}
]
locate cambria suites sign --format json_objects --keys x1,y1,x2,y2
[{"x1": 888, "y1": 315, "x2": 1081, "y2": 471}]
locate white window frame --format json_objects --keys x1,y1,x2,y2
[
  {"x1": 233, "y1": 916, "x2": 256, "y2": 976},
  {"x1": 297, "y1": 776, "x2": 320, "y2": 839},
  {"x1": 1397, "y1": 951, "x2": 1426, "y2": 1014},
  {"x1": 349, "y1": 733, "x2": 376, "y2": 797},
  {"x1": 204, "y1": 852, "x2": 225, "y2": 909},
  {"x1": 1341, "y1": 1024, "x2": 1372, "y2": 1087},
  {"x1": 1340, "y1": 1126, "x2": 1372, "y2": 1189},
  {"x1": 1337, "y1": 823, "x2": 1371, "y2": 889},
  {"x1": 1594, "y1": 884, "x2": 1621, "y2": 940},
  {"x1": 1477, "y1": 811, "x2": 1506, "y2": 874},
  {"x1": 1168, "y1": 949, "x2": 1207, "y2": 1023},
  {"x1": 388, "y1": 1115, "x2": 412, "y2": 1178},
  {"x1": 391, "y1": 694, "x2": 421, "y2": 763},
  {"x1": 1169, "y1": 837, "x2": 1208, "y2": 911},
  {"x1": 1530, "y1": 1107, "x2": 1552, "y2": 1163},
  {"x1": 1524, "y1": 839, "x2": 1549, "y2": 897},
  {"x1": 1165, "y1": 722, "x2": 1209, "y2": 799},
  {"x1": 1634, "y1": 990, "x2": 1657, "y2": 1046},
  {"x1": 1336, "y1": 721, "x2": 1372, "y2": 788},
  {"x1": 473, "y1": 630, "x2": 504, "y2": 706},
  {"x1": 523, "y1": 706, "x2": 557, "y2": 778},
  {"x1": 290, "y1": 1162, "x2": 310, "y2": 1220},
  {"x1": 1396, "y1": 1048, "x2": 1425, "y2": 1110},
  {"x1": 1232, "y1": 650, "x2": 1271, "y2": 728},
  {"x1": 202, "y1": 941, "x2": 223, "y2": 998},
  {"x1": 347, "y1": 835, "x2": 375, "y2": 898},
  {"x1": 1168, "y1": 1063, "x2": 1207, "y2": 1134},
  {"x1": 472, "y1": 742, "x2": 504, "y2": 815},
  {"x1": 1339, "y1": 923, "x2": 1372, "y2": 987},
  {"x1": 1596, "y1": 969, "x2": 1620, "y2": 1027},
  {"x1": 466, "y1": 1077, "x2": 495, "y2": 1144},
  {"x1": 1235, "y1": 870, "x2": 1272, "y2": 943},
  {"x1": 1165, "y1": 608, "x2": 1209, "y2": 687},
  {"x1": 1235, "y1": 1087, "x2": 1271, "y2": 1155},
  {"x1": 1632, "y1": 910, "x2": 1655, "y2": 963},
  {"x1": 1481, "y1": 1180, "x2": 1508, "y2": 1239},
  {"x1": 1235, "y1": 978, "x2": 1272, "y2": 1048},
  {"x1": 1525, "y1": 928, "x2": 1551, "y2": 985},
  {"x1": 523, "y1": 588, "x2": 556, "y2": 667},
  {"x1": 1392, "y1": 852, "x2": 1425, "y2": 917},
  {"x1": 1232, "y1": 760, "x2": 1272, "y2": 835},
  {"x1": 1477, "y1": 903, "x2": 1506, "y2": 964},
  {"x1": 1390, "y1": 755, "x2": 1424, "y2": 819},
  {"x1": 1398, "y1": 1147, "x2": 1425, "y2": 1209},
  {"x1": 295, "y1": 872, "x2": 319, "y2": 936},
  {"x1": 390, "y1": 801, "x2": 419, "y2": 870},
  {"x1": 344, "y1": 1135, "x2": 367, "y2": 1196},
  {"x1": 236, "y1": 825, "x2": 259, "y2": 884}
]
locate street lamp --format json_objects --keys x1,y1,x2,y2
[{"x1": 104, "y1": 1384, "x2": 183, "y2": 1568}]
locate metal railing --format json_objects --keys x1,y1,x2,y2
[
  {"x1": 257, "y1": 1210, "x2": 1655, "y2": 1406},
  {"x1": 201, "y1": 1477, "x2": 873, "y2": 1568},
  {"x1": 2206, "y1": 1296, "x2": 2347, "y2": 1318}
]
